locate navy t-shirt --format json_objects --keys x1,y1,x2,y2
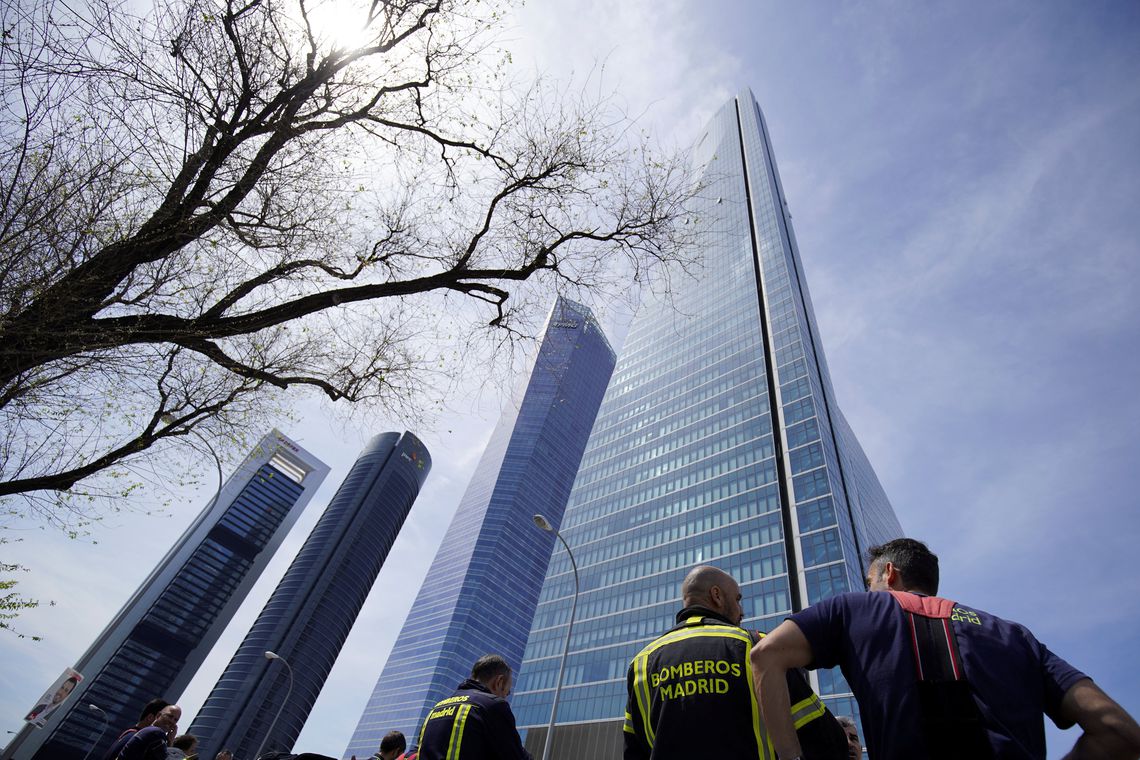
[
  {"x1": 119, "y1": 726, "x2": 170, "y2": 760},
  {"x1": 789, "y1": 591, "x2": 1087, "y2": 760}
]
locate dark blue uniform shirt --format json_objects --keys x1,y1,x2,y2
[
  {"x1": 417, "y1": 679, "x2": 531, "y2": 760},
  {"x1": 790, "y1": 590, "x2": 1087, "y2": 760}
]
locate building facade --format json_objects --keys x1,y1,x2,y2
[
  {"x1": 7, "y1": 431, "x2": 329, "y2": 760},
  {"x1": 189, "y1": 431, "x2": 431, "y2": 760},
  {"x1": 343, "y1": 298, "x2": 616, "y2": 758},
  {"x1": 510, "y1": 90, "x2": 903, "y2": 758}
]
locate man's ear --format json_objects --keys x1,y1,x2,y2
[{"x1": 883, "y1": 561, "x2": 901, "y2": 588}]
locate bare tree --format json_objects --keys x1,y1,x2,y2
[{"x1": 0, "y1": 0, "x2": 698, "y2": 515}]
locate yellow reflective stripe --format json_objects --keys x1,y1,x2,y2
[
  {"x1": 633, "y1": 651, "x2": 655, "y2": 746},
  {"x1": 790, "y1": 694, "x2": 826, "y2": 729},
  {"x1": 623, "y1": 710, "x2": 636, "y2": 733},
  {"x1": 416, "y1": 712, "x2": 429, "y2": 757},
  {"x1": 743, "y1": 639, "x2": 774, "y2": 760},
  {"x1": 790, "y1": 694, "x2": 820, "y2": 715},
  {"x1": 445, "y1": 704, "x2": 471, "y2": 760},
  {"x1": 639, "y1": 625, "x2": 753, "y2": 657}
]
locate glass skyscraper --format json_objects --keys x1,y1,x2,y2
[
  {"x1": 343, "y1": 298, "x2": 616, "y2": 759},
  {"x1": 510, "y1": 90, "x2": 903, "y2": 758},
  {"x1": 7, "y1": 431, "x2": 329, "y2": 760},
  {"x1": 189, "y1": 431, "x2": 431, "y2": 760}
]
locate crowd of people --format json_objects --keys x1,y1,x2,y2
[
  {"x1": 394, "y1": 538, "x2": 1140, "y2": 760},
  {"x1": 93, "y1": 699, "x2": 235, "y2": 760},
  {"x1": 628, "y1": 539, "x2": 1140, "y2": 759},
  {"x1": 101, "y1": 538, "x2": 1140, "y2": 760}
]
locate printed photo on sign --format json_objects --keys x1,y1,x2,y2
[{"x1": 24, "y1": 667, "x2": 83, "y2": 728}]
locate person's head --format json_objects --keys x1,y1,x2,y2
[
  {"x1": 152, "y1": 704, "x2": 181, "y2": 733},
  {"x1": 471, "y1": 655, "x2": 513, "y2": 699},
  {"x1": 681, "y1": 565, "x2": 743, "y2": 625},
  {"x1": 52, "y1": 676, "x2": 79, "y2": 704},
  {"x1": 378, "y1": 730, "x2": 407, "y2": 760},
  {"x1": 173, "y1": 734, "x2": 198, "y2": 754},
  {"x1": 214, "y1": 750, "x2": 233, "y2": 760},
  {"x1": 138, "y1": 698, "x2": 171, "y2": 726},
  {"x1": 836, "y1": 716, "x2": 861, "y2": 759},
  {"x1": 866, "y1": 538, "x2": 939, "y2": 595}
]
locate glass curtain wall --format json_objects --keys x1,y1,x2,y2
[{"x1": 510, "y1": 91, "x2": 903, "y2": 753}]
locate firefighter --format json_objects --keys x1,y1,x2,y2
[
  {"x1": 751, "y1": 538, "x2": 1140, "y2": 760},
  {"x1": 417, "y1": 655, "x2": 532, "y2": 760},
  {"x1": 625, "y1": 566, "x2": 847, "y2": 760}
]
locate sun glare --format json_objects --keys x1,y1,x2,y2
[{"x1": 306, "y1": 0, "x2": 377, "y2": 52}]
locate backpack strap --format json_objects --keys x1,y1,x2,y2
[
  {"x1": 888, "y1": 591, "x2": 994, "y2": 760},
  {"x1": 888, "y1": 591, "x2": 963, "y2": 682}
]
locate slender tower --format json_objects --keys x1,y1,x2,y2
[
  {"x1": 343, "y1": 298, "x2": 615, "y2": 758},
  {"x1": 190, "y1": 431, "x2": 431, "y2": 760},
  {"x1": 5, "y1": 431, "x2": 329, "y2": 760},
  {"x1": 509, "y1": 90, "x2": 904, "y2": 758}
]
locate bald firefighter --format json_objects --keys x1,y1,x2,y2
[{"x1": 625, "y1": 566, "x2": 847, "y2": 760}]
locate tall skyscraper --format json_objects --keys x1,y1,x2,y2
[
  {"x1": 343, "y1": 298, "x2": 616, "y2": 759},
  {"x1": 190, "y1": 431, "x2": 431, "y2": 760},
  {"x1": 510, "y1": 90, "x2": 903, "y2": 758},
  {"x1": 7, "y1": 431, "x2": 329, "y2": 760}
]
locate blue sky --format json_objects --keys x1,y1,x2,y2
[{"x1": 3, "y1": 3, "x2": 1139, "y2": 759}]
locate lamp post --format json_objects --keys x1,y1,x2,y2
[
  {"x1": 254, "y1": 651, "x2": 294, "y2": 760},
  {"x1": 80, "y1": 704, "x2": 107, "y2": 760},
  {"x1": 532, "y1": 514, "x2": 579, "y2": 760}
]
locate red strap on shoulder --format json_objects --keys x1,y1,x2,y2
[{"x1": 888, "y1": 590, "x2": 956, "y2": 618}]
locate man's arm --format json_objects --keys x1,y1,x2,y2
[
  {"x1": 1059, "y1": 679, "x2": 1140, "y2": 760},
  {"x1": 750, "y1": 620, "x2": 815, "y2": 760}
]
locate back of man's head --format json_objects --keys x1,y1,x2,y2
[
  {"x1": 470, "y1": 654, "x2": 511, "y2": 684},
  {"x1": 138, "y1": 698, "x2": 170, "y2": 724},
  {"x1": 868, "y1": 538, "x2": 939, "y2": 595},
  {"x1": 172, "y1": 734, "x2": 197, "y2": 752},
  {"x1": 380, "y1": 730, "x2": 406, "y2": 756},
  {"x1": 681, "y1": 565, "x2": 732, "y2": 606}
]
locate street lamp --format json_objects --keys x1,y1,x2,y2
[
  {"x1": 532, "y1": 514, "x2": 579, "y2": 760},
  {"x1": 81, "y1": 704, "x2": 108, "y2": 760},
  {"x1": 254, "y1": 651, "x2": 294, "y2": 760}
]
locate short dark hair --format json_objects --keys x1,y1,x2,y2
[
  {"x1": 471, "y1": 654, "x2": 511, "y2": 684},
  {"x1": 173, "y1": 734, "x2": 198, "y2": 752},
  {"x1": 380, "y1": 730, "x2": 406, "y2": 755},
  {"x1": 868, "y1": 538, "x2": 939, "y2": 595},
  {"x1": 139, "y1": 698, "x2": 170, "y2": 722}
]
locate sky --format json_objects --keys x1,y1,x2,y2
[{"x1": 3, "y1": 2, "x2": 1140, "y2": 759}]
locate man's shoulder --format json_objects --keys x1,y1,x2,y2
[
  {"x1": 788, "y1": 591, "x2": 902, "y2": 652},
  {"x1": 791, "y1": 591, "x2": 883, "y2": 622},
  {"x1": 121, "y1": 727, "x2": 166, "y2": 757},
  {"x1": 907, "y1": 596, "x2": 1045, "y2": 650},
  {"x1": 451, "y1": 685, "x2": 511, "y2": 712},
  {"x1": 631, "y1": 616, "x2": 749, "y2": 662}
]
